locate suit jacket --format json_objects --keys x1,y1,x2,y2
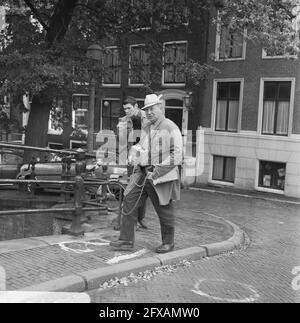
[{"x1": 141, "y1": 116, "x2": 183, "y2": 205}]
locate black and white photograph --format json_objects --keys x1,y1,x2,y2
[{"x1": 0, "y1": 0, "x2": 299, "y2": 307}]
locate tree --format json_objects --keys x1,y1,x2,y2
[{"x1": 0, "y1": 0, "x2": 298, "y2": 161}]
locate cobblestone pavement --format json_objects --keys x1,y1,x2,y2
[
  {"x1": 89, "y1": 189, "x2": 300, "y2": 303},
  {"x1": 0, "y1": 190, "x2": 233, "y2": 290}
]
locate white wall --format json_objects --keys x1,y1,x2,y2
[{"x1": 195, "y1": 129, "x2": 300, "y2": 198}]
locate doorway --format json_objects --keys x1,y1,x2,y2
[{"x1": 165, "y1": 99, "x2": 183, "y2": 131}]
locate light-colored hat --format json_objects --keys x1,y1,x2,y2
[{"x1": 142, "y1": 94, "x2": 163, "y2": 110}]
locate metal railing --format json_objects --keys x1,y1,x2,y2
[{"x1": 0, "y1": 142, "x2": 125, "y2": 236}]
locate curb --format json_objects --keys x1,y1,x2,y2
[
  {"x1": 17, "y1": 219, "x2": 245, "y2": 293},
  {"x1": 200, "y1": 220, "x2": 245, "y2": 257}
]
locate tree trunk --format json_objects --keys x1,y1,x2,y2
[{"x1": 24, "y1": 91, "x2": 52, "y2": 163}]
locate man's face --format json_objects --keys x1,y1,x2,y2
[
  {"x1": 144, "y1": 104, "x2": 163, "y2": 124},
  {"x1": 123, "y1": 103, "x2": 136, "y2": 118}
]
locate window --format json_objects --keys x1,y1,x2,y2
[
  {"x1": 217, "y1": 26, "x2": 245, "y2": 60},
  {"x1": 129, "y1": 45, "x2": 150, "y2": 85},
  {"x1": 262, "y1": 82, "x2": 291, "y2": 136},
  {"x1": 212, "y1": 156, "x2": 236, "y2": 183},
  {"x1": 163, "y1": 42, "x2": 187, "y2": 85},
  {"x1": 72, "y1": 95, "x2": 89, "y2": 136},
  {"x1": 131, "y1": 0, "x2": 152, "y2": 29},
  {"x1": 215, "y1": 82, "x2": 240, "y2": 132},
  {"x1": 259, "y1": 161, "x2": 286, "y2": 191},
  {"x1": 48, "y1": 142, "x2": 63, "y2": 150},
  {"x1": 73, "y1": 66, "x2": 89, "y2": 85},
  {"x1": 165, "y1": 99, "x2": 183, "y2": 131},
  {"x1": 70, "y1": 140, "x2": 87, "y2": 150},
  {"x1": 161, "y1": 1, "x2": 189, "y2": 27},
  {"x1": 48, "y1": 97, "x2": 63, "y2": 135},
  {"x1": 103, "y1": 47, "x2": 121, "y2": 85},
  {"x1": 102, "y1": 99, "x2": 120, "y2": 133},
  {"x1": 262, "y1": 12, "x2": 300, "y2": 58}
]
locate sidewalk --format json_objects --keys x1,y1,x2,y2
[{"x1": 0, "y1": 190, "x2": 246, "y2": 294}]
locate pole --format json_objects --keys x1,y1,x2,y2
[{"x1": 87, "y1": 77, "x2": 96, "y2": 154}]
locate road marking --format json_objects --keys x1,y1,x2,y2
[
  {"x1": 57, "y1": 239, "x2": 110, "y2": 254},
  {"x1": 107, "y1": 249, "x2": 148, "y2": 265},
  {"x1": 192, "y1": 279, "x2": 260, "y2": 303}
]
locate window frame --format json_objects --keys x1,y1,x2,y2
[
  {"x1": 129, "y1": 44, "x2": 151, "y2": 87},
  {"x1": 215, "y1": 24, "x2": 247, "y2": 62},
  {"x1": 130, "y1": 0, "x2": 153, "y2": 31},
  {"x1": 48, "y1": 97, "x2": 63, "y2": 136},
  {"x1": 258, "y1": 77, "x2": 295, "y2": 138},
  {"x1": 72, "y1": 66, "x2": 89, "y2": 86},
  {"x1": 262, "y1": 49, "x2": 298, "y2": 60},
  {"x1": 162, "y1": 41, "x2": 188, "y2": 87},
  {"x1": 262, "y1": 11, "x2": 300, "y2": 59},
  {"x1": 100, "y1": 98, "x2": 121, "y2": 132},
  {"x1": 256, "y1": 160, "x2": 286, "y2": 193},
  {"x1": 211, "y1": 78, "x2": 244, "y2": 133},
  {"x1": 211, "y1": 155, "x2": 236, "y2": 184},
  {"x1": 102, "y1": 46, "x2": 122, "y2": 88},
  {"x1": 71, "y1": 93, "x2": 89, "y2": 132}
]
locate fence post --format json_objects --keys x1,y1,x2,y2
[
  {"x1": 28, "y1": 157, "x2": 36, "y2": 195},
  {"x1": 68, "y1": 176, "x2": 85, "y2": 236},
  {"x1": 61, "y1": 156, "x2": 67, "y2": 201},
  {"x1": 61, "y1": 156, "x2": 72, "y2": 201}
]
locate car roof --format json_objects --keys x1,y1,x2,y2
[{"x1": 0, "y1": 149, "x2": 24, "y2": 157}]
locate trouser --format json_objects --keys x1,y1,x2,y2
[
  {"x1": 137, "y1": 202, "x2": 147, "y2": 221},
  {"x1": 119, "y1": 178, "x2": 174, "y2": 245},
  {"x1": 128, "y1": 165, "x2": 146, "y2": 222}
]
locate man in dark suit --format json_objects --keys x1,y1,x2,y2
[{"x1": 114, "y1": 96, "x2": 149, "y2": 230}]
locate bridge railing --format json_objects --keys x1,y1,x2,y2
[{"x1": 0, "y1": 142, "x2": 125, "y2": 236}]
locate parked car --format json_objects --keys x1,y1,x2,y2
[
  {"x1": 17, "y1": 155, "x2": 128, "y2": 195},
  {"x1": 0, "y1": 149, "x2": 23, "y2": 180}
]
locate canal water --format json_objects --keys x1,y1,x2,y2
[{"x1": 0, "y1": 190, "x2": 63, "y2": 241}]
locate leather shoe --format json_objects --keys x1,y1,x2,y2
[
  {"x1": 138, "y1": 219, "x2": 148, "y2": 229},
  {"x1": 155, "y1": 243, "x2": 174, "y2": 254},
  {"x1": 110, "y1": 240, "x2": 134, "y2": 251}
]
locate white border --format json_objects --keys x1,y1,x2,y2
[
  {"x1": 215, "y1": 24, "x2": 247, "y2": 62},
  {"x1": 162, "y1": 41, "x2": 188, "y2": 88},
  {"x1": 257, "y1": 77, "x2": 296, "y2": 137},
  {"x1": 102, "y1": 46, "x2": 121, "y2": 88},
  {"x1": 211, "y1": 78, "x2": 244, "y2": 133}
]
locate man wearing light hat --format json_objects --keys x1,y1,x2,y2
[{"x1": 110, "y1": 94, "x2": 183, "y2": 253}]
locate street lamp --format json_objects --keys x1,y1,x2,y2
[
  {"x1": 86, "y1": 44, "x2": 102, "y2": 154},
  {"x1": 183, "y1": 91, "x2": 193, "y2": 111}
]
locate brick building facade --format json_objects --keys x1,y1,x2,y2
[{"x1": 195, "y1": 16, "x2": 300, "y2": 198}]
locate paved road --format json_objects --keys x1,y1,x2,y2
[{"x1": 89, "y1": 189, "x2": 300, "y2": 303}]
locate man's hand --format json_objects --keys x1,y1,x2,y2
[{"x1": 147, "y1": 171, "x2": 153, "y2": 180}]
